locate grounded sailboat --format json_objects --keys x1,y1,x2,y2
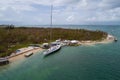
[{"x1": 43, "y1": 5, "x2": 61, "y2": 56}]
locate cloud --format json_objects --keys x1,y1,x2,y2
[
  {"x1": 0, "y1": 0, "x2": 120, "y2": 25},
  {"x1": 86, "y1": 9, "x2": 120, "y2": 22},
  {"x1": 66, "y1": 15, "x2": 75, "y2": 22},
  {"x1": 99, "y1": 0, "x2": 120, "y2": 9},
  {"x1": 0, "y1": 14, "x2": 3, "y2": 17}
]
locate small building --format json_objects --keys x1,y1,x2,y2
[
  {"x1": 42, "y1": 43, "x2": 49, "y2": 49},
  {"x1": 70, "y1": 40, "x2": 79, "y2": 45},
  {"x1": 56, "y1": 39, "x2": 61, "y2": 42},
  {"x1": 62, "y1": 40, "x2": 71, "y2": 46},
  {"x1": 107, "y1": 35, "x2": 114, "y2": 40},
  {"x1": 71, "y1": 40, "x2": 79, "y2": 44}
]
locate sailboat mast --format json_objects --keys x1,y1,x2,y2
[
  {"x1": 50, "y1": 5, "x2": 53, "y2": 27},
  {"x1": 50, "y1": 5, "x2": 53, "y2": 42}
]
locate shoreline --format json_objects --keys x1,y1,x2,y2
[
  {"x1": 79, "y1": 34, "x2": 115, "y2": 46},
  {"x1": 9, "y1": 48, "x2": 43, "y2": 62},
  {"x1": 6, "y1": 34, "x2": 116, "y2": 62}
]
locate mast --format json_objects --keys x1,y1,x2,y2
[
  {"x1": 50, "y1": 5, "x2": 53, "y2": 28},
  {"x1": 50, "y1": 5, "x2": 53, "y2": 42}
]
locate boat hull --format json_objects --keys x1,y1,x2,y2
[{"x1": 43, "y1": 45, "x2": 61, "y2": 56}]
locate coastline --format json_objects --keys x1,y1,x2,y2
[
  {"x1": 0, "y1": 27, "x2": 108, "y2": 58},
  {"x1": 79, "y1": 34, "x2": 115, "y2": 46},
  {"x1": 9, "y1": 48, "x2": 43, "y2": 62},
  {"x1": 6, "y1": 35, "x2": 115, "y2": 62}
]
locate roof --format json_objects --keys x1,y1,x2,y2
[
  {"x1": 43, "y1": 43, "x2": 49, "y2": 45},
  {"x1": 71, "y1": 40, "x2": 79, "y2": 43}
]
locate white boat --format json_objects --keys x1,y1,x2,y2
[
  {"x1": 0, "y1": 58, "x2": 9, "y2": 65},
  {"x1": 24, "y1": 52, "x2": 33, "y2": 57},
  {"x1": 43, "y1": 5, "x2": 61, "y2": 56},
  {"x1": 43, "y1": 45, "x2": 61, "y2": 56},
  {"x1": 114, "y1": 37, "x2": 118, "y2": 42}
]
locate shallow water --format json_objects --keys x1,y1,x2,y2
[{"x1": 0, "y1": 25, "x2": 120, "y2": 80}]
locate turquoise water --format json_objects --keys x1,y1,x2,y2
[{"x1": 0, "y1": 25, "x2": 120, "y2": 80}]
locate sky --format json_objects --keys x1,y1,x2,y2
[{"x1": 0, "y1": 0, "x2": 120, "y2": 25}]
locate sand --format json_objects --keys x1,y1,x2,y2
[
  {"x1": 9, "y1": 48, "x2": 43, "y2": 62},
  {"x1": 79, "y1": 34, "x2": 115, "y2": 46},
  {"x1": 8, "y1": 34, "x2": 115, "y2": 62}
]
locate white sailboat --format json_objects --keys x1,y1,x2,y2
[
  {"x1": 43, "y1": 45, "x2": 61, "y2": 55},
  {"x1": 43, "y1": 5, "x2": 61, "y2": 56}
]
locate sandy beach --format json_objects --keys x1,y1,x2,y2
[
  {"x1": 9, "y1": 48, "x2": 43, "y2": 62},
  {"x1": 79, "y1": 34, "x2": 115, "y2": 46},
  {"x1": 8, "y1": 34, "x2": 115, "y2": 62}
]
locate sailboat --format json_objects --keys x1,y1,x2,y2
[{"x1": 43, "y1": 5, "x2": 61, "y2": 56}]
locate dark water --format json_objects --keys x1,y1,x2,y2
[{"x1": 0, "y1": 25, "x2": 120, "y2": 80}]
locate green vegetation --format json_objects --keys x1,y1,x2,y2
[{"x1": 0, "y1": 25, "x2": 108, "y2": 57}]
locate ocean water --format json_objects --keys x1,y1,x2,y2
[{"x1": 0, "y1": 25, "x2": 120, "y2": 80}]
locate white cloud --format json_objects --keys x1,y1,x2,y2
[
  {"x1": 99, "y1": 0, "x2": 120, "y2": 9},
  {"x1": 66, "y1": 15, "x2": 75, "y2": 22},
  {"x1": 0, "y1": 0, "x2": 120, "y2": 24},
  {"x1": 86, "y1": 7, "x2": 120, "y2": 22},
  {"x1": 75, "y1": 0, "x2": 88, "y2": 9}
]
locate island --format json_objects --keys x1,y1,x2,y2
[{"x1": 0, "y1": 25, "x2": 115, "y2": 59}]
